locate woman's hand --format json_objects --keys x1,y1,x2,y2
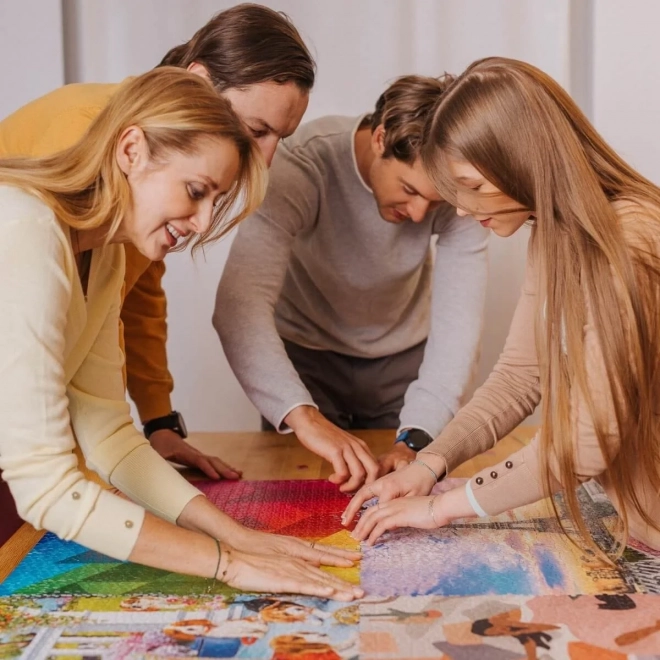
[
  {"x1": 350, "y1": 485, "x2": 477, "y2": 546},
  {"x1": 222, "y1": 547, "x2": 364, "y2": 601},
  {"x1": 350, "y1": 495, "x2": 447, "y2": 545},
  {"x1": 232, "y1": 529, "x2": 361, "y2": 568},
  {"x1": 341, "y1": 458, "x2": 441, "y2": 526}
]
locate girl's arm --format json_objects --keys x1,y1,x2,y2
[
  {"x1": 417, "y1": 242, "x2": 542, "y2": 481},
  {"x1": 344, "y1": 241, "x2": 542, "y2": 524}
]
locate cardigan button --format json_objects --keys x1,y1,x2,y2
[
  {"x1": 490, "y1": 471, "x2": 498, "y2": 479},
  {"x1": 475, "y1": 477, "x2": 483, "y2": 485},
  {"x1": 71, "y1": 491, "x2": 80, "y2": 500},
  {"x1": 125, "y1": 520, "x2": 134, "y2": 529},
  {"x1": 505, "y1": 461, "x2": 513, "y2": 469}
]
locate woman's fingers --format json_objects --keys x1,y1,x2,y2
[
  {"x1": 293, "y1": 563, "x2": 364, "y2": 599},
  {"x1": 300, "y1": 542, "x2": 361, "y2": 567},
  {"x1": 269, "y1": 535, "x2": 361, "y2": 566},
  {"x1": 226, "y1": 551, "x2": 363, "y2": 601},
  {"x1": 366, "y1": 515, "x2": 401, "y2": 546},
  {"x1": 342, "y1": 481, "x2": 380, "y2": 525},
  {"x1": 351, "y1": 500, "x2": 386, "y2": 540}
]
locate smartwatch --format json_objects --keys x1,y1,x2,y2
[
  {"x1": 395, "y1": 428, "x2": 433, "y2": 452},
  {"x1": 143, "y1": 411, "x2": 188, "y2": 440}
]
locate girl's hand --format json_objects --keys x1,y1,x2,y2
[
  {"x1": 342, "y1": 458, "x2": 440, "y2": 526},
  {"x1": 233, "y1": 529, "x2": 361, "y2": 568},
  {"x1": 222, "y1": 547, "x2": 364, "y2": 601},
  {"x1": 350, "y1": 495, "x2": 447, "y2": 546}
]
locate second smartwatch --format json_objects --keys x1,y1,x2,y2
[
  {"x1": 395, "y1": 428, "x2": 433, "y2": 452},
  {"x1": 143, "y1": 411, "x2": 188, "y2": 440}
]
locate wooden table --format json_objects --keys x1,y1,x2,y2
[{"x1": 0, "y1": 426, "x2": 536, "y2": 582}]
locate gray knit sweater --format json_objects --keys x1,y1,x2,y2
[{"x1": 214, "y1": 116, "x2": 489, "y2": 436}]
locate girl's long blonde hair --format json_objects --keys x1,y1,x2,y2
[
  {"x1": 0, "y1": 67, "x2": 266, "y2": 253},
  {"x1": 423, "y1": 57, "x2": 660, "y2": 557}
]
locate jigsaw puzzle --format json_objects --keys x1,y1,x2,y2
[{"x1": 1, "y1": 478, "x2": 659, "y2": 658}]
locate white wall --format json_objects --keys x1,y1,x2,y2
[
  {"x1": 592, "y1": 1, "x2": 660, "y2": 185},
  {"x1": 3, "y1": 1, "x2": 657, "y2": 433},
  {"x1": 3, "y1": 1, "x2": 602, "y2": 431},
  {"x1": 58, "y1": 0, "x2": 583, "y2": 431},
  {"x1": 0, "y1": 1, "x2": 64, "y2": 118}
]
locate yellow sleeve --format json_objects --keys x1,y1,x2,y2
[
  {"x1": 0, "y1": 83, "x2": 116, "y2": 158},
  {"x1": 29, "y1": 106, "x2": 103, "y2": 157},
  {"x1": 122, "y1": 243, "x2": 173, "y2": 423}
]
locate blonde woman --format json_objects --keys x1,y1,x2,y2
[
  {"x1": 0, "y1": 67, "x2": 362, "y2": 600},
  {"x1": 344, "y1": 57, "x2": 660, "y2": 555},
  {"x1": 0, "y1": 3, "x2": 314, "y2": 482}
]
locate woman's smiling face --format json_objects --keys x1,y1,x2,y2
[{"x1": 115, "y1": 128, "x2": 240, "y2": 260}]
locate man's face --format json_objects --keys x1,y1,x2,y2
[
  {"x1": 367, "y1": 126, "x2": 443, "y2": 223},
  {"x1": 186, "y1": 63, "x2": 308, "y2": 168}
]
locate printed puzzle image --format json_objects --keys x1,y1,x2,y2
[
  {"x1": 1, "y1": 478, "x2": 659, "y2": 658},
  {"x1": 0, "y1": 594, "x2": 358, "y2": 659},
  {"x1": 361, "y1": 478, "x2": 660, "y2": 597},
  {"x1": 359, "y1": 593, "x2": 660, "y2": 659}
]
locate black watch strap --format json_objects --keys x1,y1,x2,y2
[
  {"x1": 395, "y1": 428, "x2": 433, "y2": 452},
  {"x1": 143, "y1": 411, "x2": 187, "y2": 440}
]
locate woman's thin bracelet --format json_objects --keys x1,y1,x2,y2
[
  {"x1": 411, "y1": 458, "x2": 439, "y2": 482},
  {"x1": 208, "y1": 537, "x2": 222, "y2": 593},
  {"x1": 428, "y1": 495, "x2": 440, "y2": 527}
]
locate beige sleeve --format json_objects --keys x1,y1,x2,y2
[
  {"x1": 459, "y1": 205, "x2": 656, "y2": 517},
  {"x1": 419, "y1": 244, "x2": 541, "y2": 476},
  {"x1": 468, "y1": 280, "x2": 619, "y2": 517},
  {"x1": 0, "y1": 212, "x2": 142, "y2": 560},
  {"x1": 0, "y1": 208, "x2": 200, "y2": 561},
  {"x1": 67, "y1": 249, "x2": 202, "y2": 527}
]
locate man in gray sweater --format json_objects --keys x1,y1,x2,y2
[{"x1": 214, "y1": 75, "x2": 488, "y2": 492}]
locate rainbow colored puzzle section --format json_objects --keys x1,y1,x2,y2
[{"x1": 0, "y1": 479, "x2": 359, "y2": 598}]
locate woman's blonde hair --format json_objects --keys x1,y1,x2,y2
[
  {"x1": 0, "y1": 67, "x2": 266, "y2": 253},
  {"x1": 423, "y1": 57, "x2": 660, "y2": 558}
]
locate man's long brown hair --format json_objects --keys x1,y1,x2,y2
[
  {"x1": 159, "y1": 3, "x2": 315, "y2": 92},
  {"x1": 423, "y1": 57, "x2": 660, "y2": 557}
]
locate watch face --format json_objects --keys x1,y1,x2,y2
[
  {"x1": 405, "y1": 429, "x2": 432, "y2": 451},
  {"x1": 174, "y1": 411, "x2": 187, "y2": 438}
]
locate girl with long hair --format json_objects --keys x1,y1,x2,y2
[{"x1": 344, "y1": 57, "x2": 660, "y2": 557}]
